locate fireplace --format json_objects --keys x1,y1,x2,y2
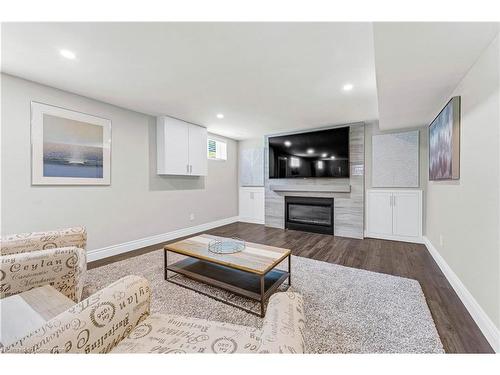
[{"x1": 285, "y1": 196, "x2": 334, "y2": 235}]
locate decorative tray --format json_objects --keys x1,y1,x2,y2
[{"x1": 208, "y1": 237, "x2": 246, "y2": 254}]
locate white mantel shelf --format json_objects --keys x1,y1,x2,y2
[{"x1": 269, "y1": 184, "x2": 351, "y2": 193}]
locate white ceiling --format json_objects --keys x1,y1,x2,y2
[
  {"x1": 373, "y1": 22, "x2": 499, "y2": 130},
  {"x1": 2, "y1": 22, "x2": 498, "y2": 139},
  {"x1": 1, "y1": 22, "x2": 378, "y2": 140}
]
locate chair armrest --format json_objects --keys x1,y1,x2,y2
[
  {"x1": 3, "y1": 275, "x2": 151, "y2": 354},
  {"x1": 259, "y1": 291, "x2": 306, "y2": 353},
  {"x1": 1, "y1": 246, "x2": 86, "y2": 302},
  {"x1": 0, "y1": 226, "x2": 87, "y2": 256}
]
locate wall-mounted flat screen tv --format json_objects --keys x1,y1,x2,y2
[{"x1": 268, "y1": 127, "x2": 349, "y2": 178}]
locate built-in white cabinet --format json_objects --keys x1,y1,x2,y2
[
  {"x1": 157, "y1": 116, "x2": 207, "y2": 176},
  {"x1": 366, "y1": 189, "x2": 422, "y2": 243},
  {"x1": 239, "y1": 187, "x2": 265, "y2": 224},
  {"x1": 187, "y1": 124, "x2": 207, "y2": 176}
]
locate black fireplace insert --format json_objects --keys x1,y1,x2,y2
[{"x1": 285, "y1": 196, "x2": 334, "y2": 235}]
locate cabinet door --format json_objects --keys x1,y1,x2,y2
[
  {"x1": 239, "y1": 188, "x2": 265, "y2": 224},
  {"x1": 158, "y1": 117, "x2": 189, "y2": 175},
  {"x1": 392, "y1": 191, "x2": 421, "y2": 238},
  {"x1": 188, "y1": 124, "x2": 208, "y2": 176},
  {"x1": 367, "y1": 191, "x2": 393, "y2": 236},
  {"x1": 239, "y1": 189, "x2": 253, "y2": 221}
]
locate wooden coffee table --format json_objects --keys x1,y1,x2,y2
[
  {"x1": 164, "y1": 234, "x2": 291, "y2": 317},
  {"x1": 0, "y1": 285, "x2": 74, "y2": 348}
]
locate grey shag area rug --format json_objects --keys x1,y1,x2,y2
[{"x1": 85, "y1": 249, "x2": 444, "y2": 353}]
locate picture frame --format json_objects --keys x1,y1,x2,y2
[
  {"x1": 428, "y1": 96, "x2": 461, "y2": 181},
  {"x1": 372, "y1": 130, "x2": 420, "y2": 187},
  {"x1": 31, "y1": 102, "x2": 111, "y2": 185}
]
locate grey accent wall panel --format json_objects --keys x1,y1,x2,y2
[
  {"x1": 264, "y1": 123, "x2": 365, "y2": 239},
  {"x1": 372, "y1": 130, "x2": 419, "y2": 187}
]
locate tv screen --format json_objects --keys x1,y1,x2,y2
[{"x1": 269, "y1": 127, "x2": 349, "y2": 178}]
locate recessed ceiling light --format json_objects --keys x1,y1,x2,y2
[
  {"x1": 307, "y1": 148, "x2": 314, "y2": 154},
  {"x1": 284, "y1": 140, "x2": 292, "y2": 147},
  {"x1": 321, "y1": 153, "x2": 327, "y2": 158},
  {"x1": 330, "y1": 156, "x2": 336, "y2": 160},
  {"x1": 343, "y1": 83, "x2": 354, "y2": 91},
  {"x1": 60, "y1": 49, "x2": 76, "y2": 60},
  {"x1": 216, "y1": 113, "x2": 224, "y2": 119}
]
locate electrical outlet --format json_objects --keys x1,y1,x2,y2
[
  {"x1": 189, "y1": 213, "x2": 195, "y2": 221},
  {"x1": 439, "y1": 235, "x2": 444, "y2": 247}
]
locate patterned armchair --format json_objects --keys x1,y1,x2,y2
[
  {"x1": 0, "y1": 226, "x2": 87, "y2": 303},
  {"x1": 3, "y1": 275, "x2": 306, "y2": 354}
]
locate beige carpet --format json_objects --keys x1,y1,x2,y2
[{"x1": 85, "y1": 249, "x2": 444, "y2": 353}]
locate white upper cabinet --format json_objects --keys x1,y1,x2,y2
[
  {"x1": 188, "y1": 124, "x2": 208, "y2": 176},
  {"x1": 157, "y1": 116, "x2": 189, "y2": 175},
  {"x1": 157, "y1": 116, "x2": 207, "y2": 176}
]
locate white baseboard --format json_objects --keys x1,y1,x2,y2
[
  {"x1": 87, "y1": 216, "x2": 240, "y2": 263},
  {"x1": 238, "y1": 217, "x2": 265, "y2": 225},
  {"x1": 365, "y1": 232, "x2": 424, "y2": 244},
  {"x1": 423, "y1": 236, "x2": 500, "y2": 353}
]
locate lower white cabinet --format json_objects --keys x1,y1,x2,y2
[
  {"x1": 239, "y1": 187, "x2": 265, "y2": 224},
  {"x1": 366, "y1": 189, "x2": 422, "y2": 243}
]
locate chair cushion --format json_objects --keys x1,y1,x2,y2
[
  {"x1": 112, "y1": 313, "x2": 263, "y2": 354},
  {"x1": 0, "y1": 226, "x2": 86, "y2": 256},
  {"x1": 3, "y1": 275, "x2": 151, "y2": 354},
  {"x1": 0, "y1": 247, "x2": 86, "y2": 302}
]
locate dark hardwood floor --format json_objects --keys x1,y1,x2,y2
[{"x1": 89, "y1": 221, "x2": 493, "y2": 353}]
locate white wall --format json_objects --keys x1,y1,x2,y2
[
  {"x1": 425, "y1": 35, "x2": 500, "y2": 335},
  {"x1": 1, "y1": 74, "x2": 238, "y2": 250}
]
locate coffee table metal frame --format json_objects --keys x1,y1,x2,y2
[{"x1": 164, "y1": 248, "x2": 291, "y2": 317}]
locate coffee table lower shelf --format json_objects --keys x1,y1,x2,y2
[{"x1": 164, "y1": 256, "x2": 290, "y2": 317}]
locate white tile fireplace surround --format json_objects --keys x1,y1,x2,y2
[{"x1": 264, "y1": 123, "x2": 365, "y2": 239}]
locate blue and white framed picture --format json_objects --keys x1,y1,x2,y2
[
  {"x1": 31, "y1": 102, "x2": 111, "y2": 185},
  {"x1": 429, "y1": 96, "x2": 460, "y2": 181}
]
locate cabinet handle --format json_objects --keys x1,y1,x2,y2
[
  {"x1": 393, "y1": 195, "x2": 396, "y2": 207},
  {"x1": 190, "y1": 165, "x2": 192, "y2": 173},
  {"x1": 187, "y1": 164, "x2": 189, "y2": 174},
  {"x1": 390, "y1": 195, "x2": 393, "y2": 207}
]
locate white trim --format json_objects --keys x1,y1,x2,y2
[
  {"x1": 366, "y1": 188, "x2": 423, "y2": 193},
  {"x1": 365, "y1": 233, "x2": 424, "y2": 244},
  {"x1": 423, "y1": 236, "x2": 500, "y2": 353},
  {"x1": 239, "y1": 217, "x2": 265, "y2": 225},
  {"x1": 239, "y1": 186, "x2": 265, "y2": 192},
  {"x1": 87, "y1": 216, "x2": 240, "y2": 262}
]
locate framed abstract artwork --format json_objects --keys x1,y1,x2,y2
[
  {"x1": 31, "y1": 102, "x2": 111, "y2": 185},
  {"x1": 240, "y1": 147, "x2": 264, "y2": 186},
  {"x1": 372, "y1": 130, "x2": 419, "y2": 187},
  {"x1": 429, "y1": 96, "x2": 461, "y2": 181}
]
